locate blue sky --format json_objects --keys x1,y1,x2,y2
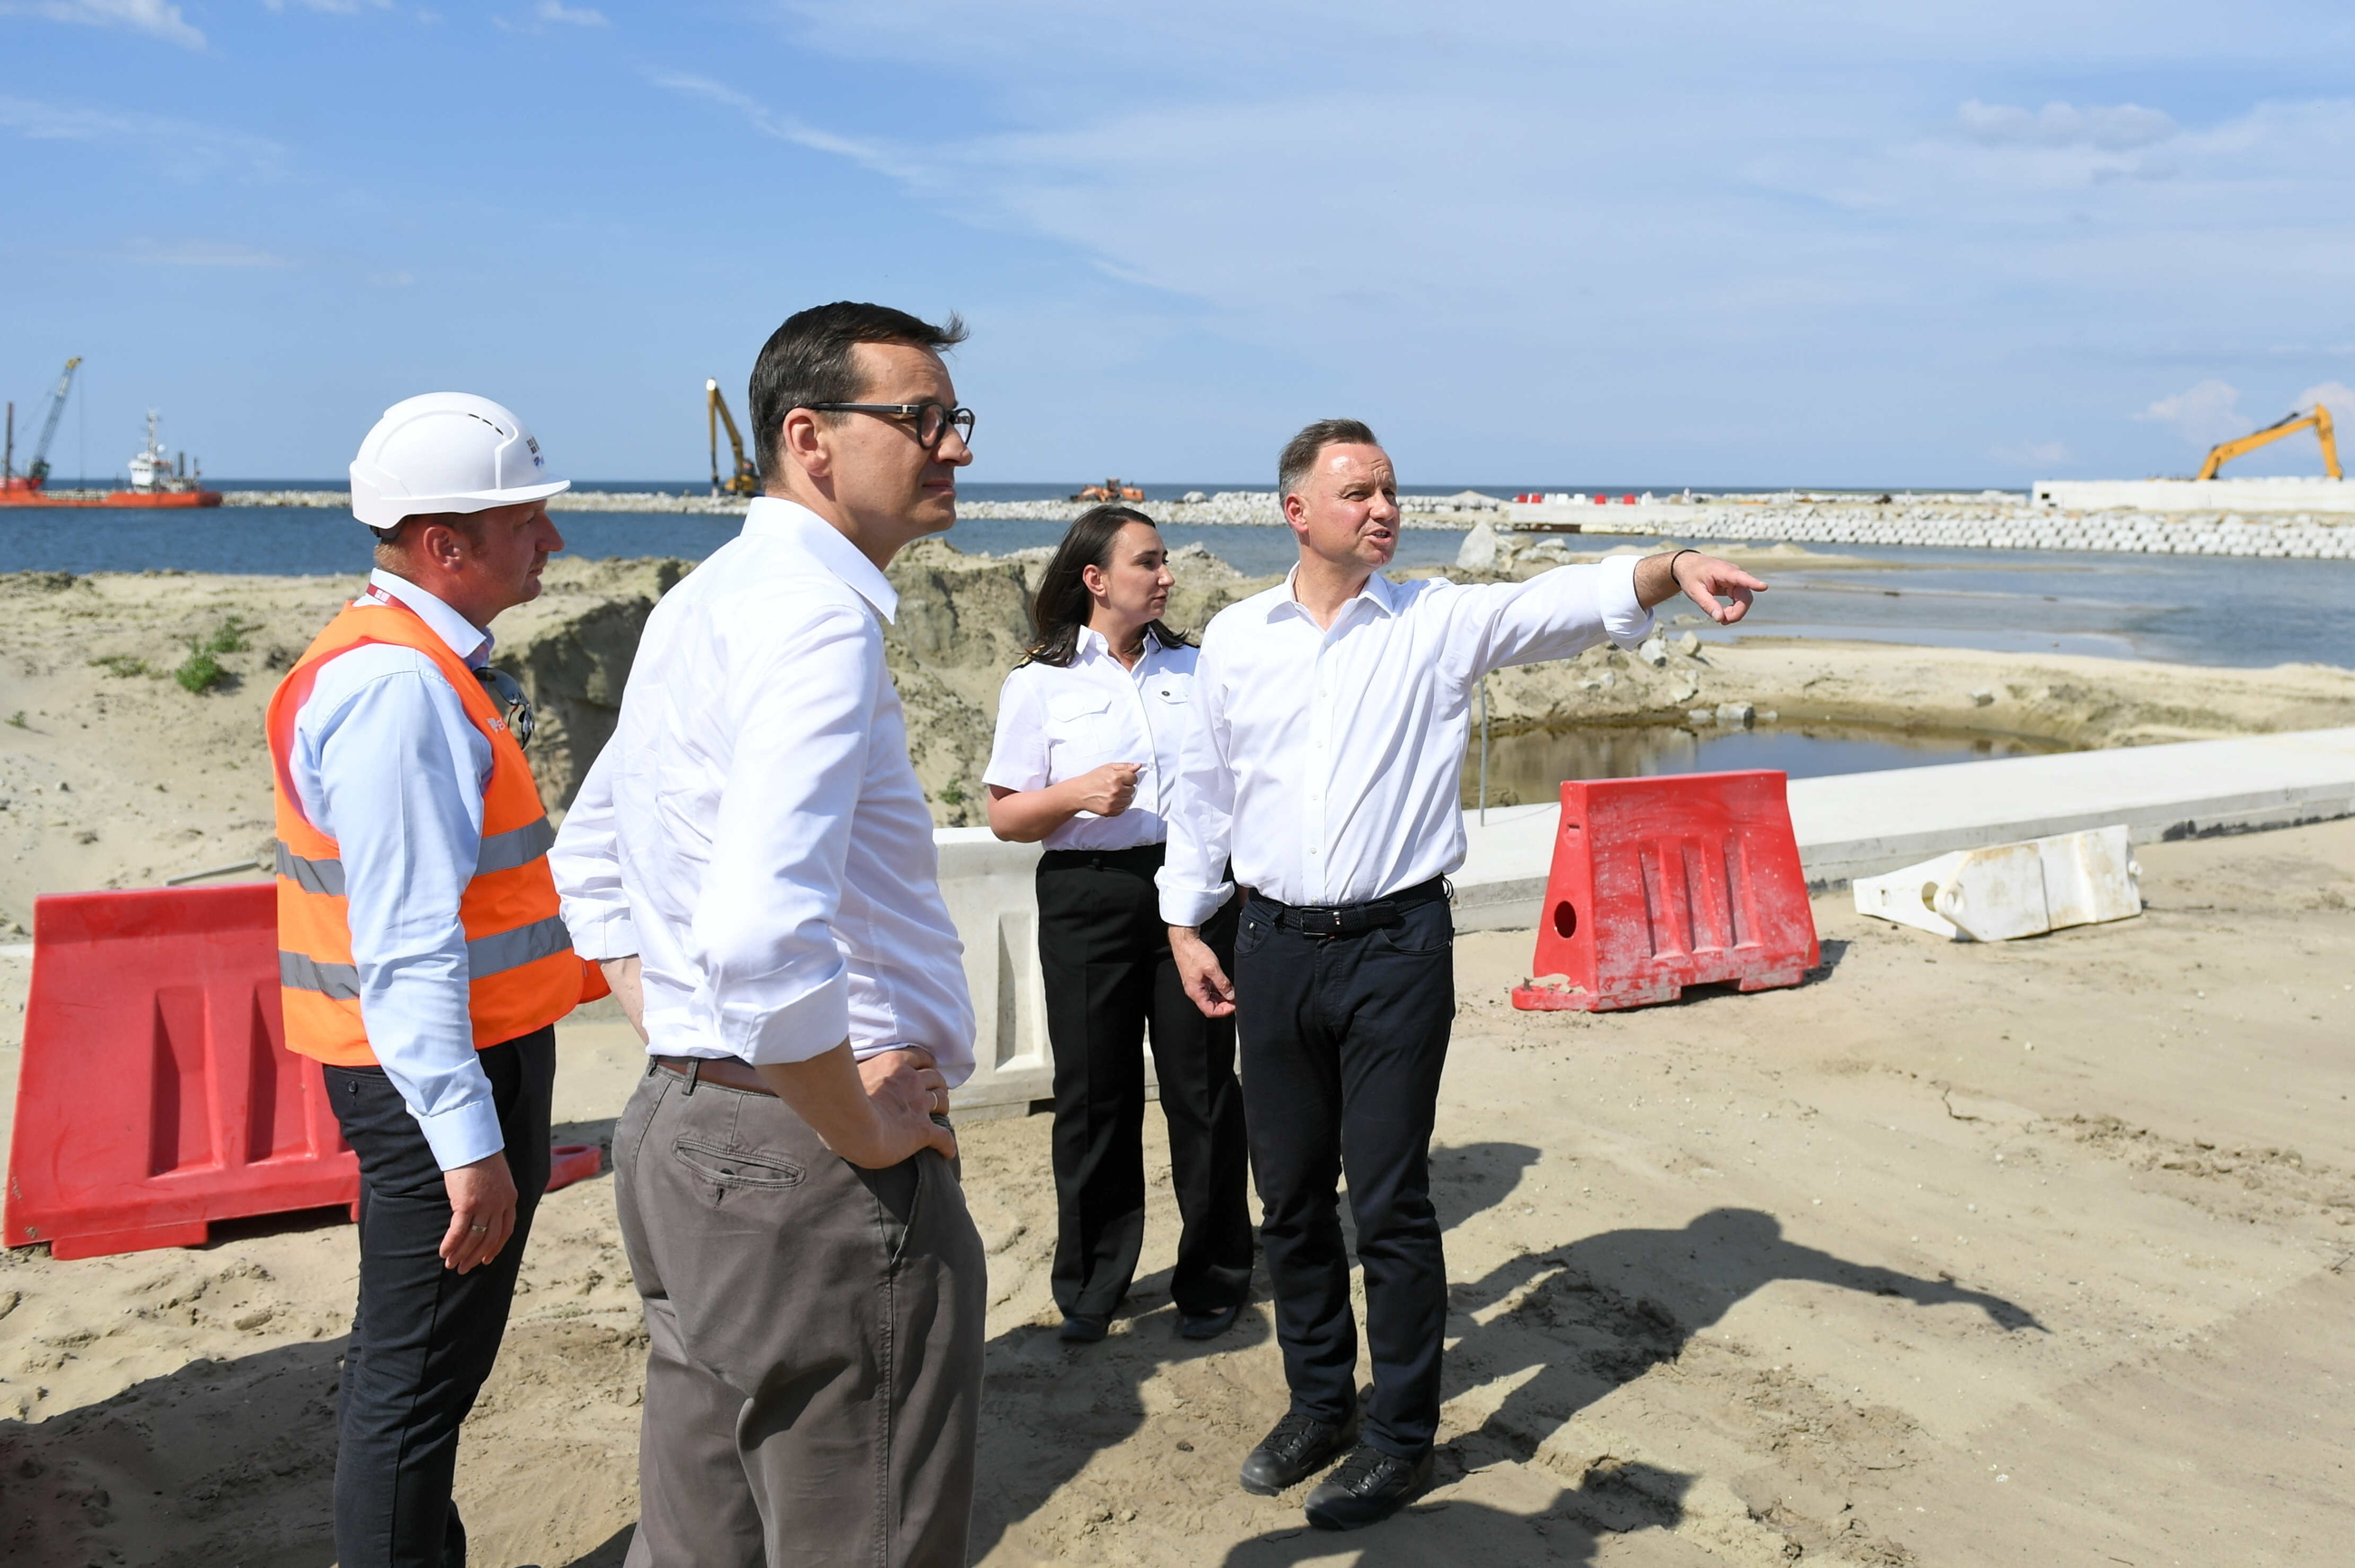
[{"x1": 5, "y1": 1, "x2": 2354, "y2": 486}]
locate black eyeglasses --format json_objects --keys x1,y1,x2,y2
[
  {"x1": 807, "y1": 401, "x2": 976, "y2": 451},
  {"x1": 475, "y1": 666, "x2": 535, "y2": 751}
]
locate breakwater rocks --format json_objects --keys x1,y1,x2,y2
[
  {"x1": 221, "y1": 489, "x2": 750, "y2": 514},
  {"x1": 1552, "y1": 501, "x2": 2355, "y2": 558},
  {"x1": 956, "y1": 490, "x2": 1501, "y2": 529}
]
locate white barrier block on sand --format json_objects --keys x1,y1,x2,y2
[{"x1": 1851, "y1": 825, "x2": 2141, "y2": 942}]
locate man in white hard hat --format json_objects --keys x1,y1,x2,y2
[{"x1": 267, "y1": 392, "x2": 608, "y2": 1568}]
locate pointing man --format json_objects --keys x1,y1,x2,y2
[
  {"x1": 269, "y1": 393, "x2": 607, "y2": 1568},
  {"x1": 552, "y1": 302, "x2": 985, "y2": 1567},
  {"x1": 1160, "y1": 419, "x2": 1766, "y2": 1531}
]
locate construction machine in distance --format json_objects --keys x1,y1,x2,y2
[
  {"x1": 706, "y1": 379, "x2": 760, "y2": 496},
  {"x1": 2196, "y1": 403, "x2": 2341, "y2": 481},
  {"x1": 3, "y1": 357, "x2": 83, "y2": 496},
  {"x1": 1071, "y1": 476, "x2": 1146, "y2": 502}
]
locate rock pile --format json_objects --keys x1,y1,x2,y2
[
  {"x1": 220, "y1": 489, "x2": 749, "y2": 515},
  {"x1": 957, "y1": 490, "x2": 1499, "y2": 529},
  {"x1": 1588, "y1": 501, "x2": 2355, "y2": 558}
]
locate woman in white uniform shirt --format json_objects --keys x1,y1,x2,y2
[{"x1": 985, "y1": 505, "x2": 1252, "y2": 1344}]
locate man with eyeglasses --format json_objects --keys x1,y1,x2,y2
[
  {"x1": 267, "y1": 393, "x2": 610, "y2": 1568},
  {"x1": 552, "y1": 302, "x2": 986, "y2": 1567}
]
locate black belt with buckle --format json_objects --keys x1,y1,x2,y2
[{"x1": 1253, "y1": 877, "x2": 1449, "y2": 938}]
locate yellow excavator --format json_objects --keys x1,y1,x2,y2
[
  {"x1": 2196, "y1": 403, "x2": 2341, "y2": 480},
  {"x1": 706, "y1": 379, "x2": 760, "y2": 496}
]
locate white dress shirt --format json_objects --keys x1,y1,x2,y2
[
  {"x1": 1157, "y1": 557, "x2": 1653, "y2": 926},
  {"x1": 286, "y1": 570, "x2": 505, "y2": 1170},
  {"x1": 550, "y1": 497, "x2": 976, "y2": 1082},
  {"x1": 982, "y1": 628, "x2": 1199, "y2": 851}
]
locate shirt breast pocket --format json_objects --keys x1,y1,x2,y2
[{"x1": 1046, "y1": 691, "x2": 1118, "y2": 771}]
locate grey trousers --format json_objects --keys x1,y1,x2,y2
[{"x1": 613, "y1": 1066, "x2": 985, "y2": 1568}]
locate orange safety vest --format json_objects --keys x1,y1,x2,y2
[{"x1": 264, "y1": 587, "x2": 605, "y2": 1067}]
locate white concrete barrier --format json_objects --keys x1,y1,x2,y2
[
  {"x1": 933, "y1": 829, "x2": 1053, "y2": 1121},
  {"x1": 2033, "y1": 476, "x2": 2355, "y2": 515},
  {"x1": 1440, "y1": 726, "x2": 2355, "y2": 929},
  {"x1": 933, "y1": 727, "x2": 2355, "y2": 1110},
  {"x1": 933, "y1": 829, "x2": 1180, "y2": 1121}
]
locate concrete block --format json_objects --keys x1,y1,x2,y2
[
  {"x1": 2032, "y1": 476, "x2": 2355, "y2": 515},
  {"x1": 1445, "y1": 727, "x2": 2355, "y2": 928}
]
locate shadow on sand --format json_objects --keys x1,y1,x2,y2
[{"x1": 973, "y1": 1140, "x2": 2042, "y2": 1560}]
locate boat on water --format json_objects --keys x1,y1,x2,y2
[{"x1": 0, "y1": 409, "x2": 223, "y2": 508}]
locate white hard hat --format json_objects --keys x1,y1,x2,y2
[{"x1": 349, "y1": 391, "x2": 569, "y2": 530}]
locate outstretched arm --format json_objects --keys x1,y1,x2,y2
[{"x1": 1633, "y1": 550, "x2": 1765, "y2": 625}]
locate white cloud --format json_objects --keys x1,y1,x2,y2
[
  {"x1": 1957, "y1": 100, "x2": 2177, "y2": 151},
  {"x1": 262, "y1": 0, "x2": 395, "y2": 13},
  {"x1": 2297, "y1": 380, "x2": 2355, "y2": 426},
  {"x1": 0, "y1": 0, "x2": 202, "y2": 48},
  {"x1": 536, "y1": 0, "x2": 606, "y2": 24},
  {"x1": 2137, "y1": 380, "x2": 2245, "y2": 447},
  {"x1": 0, "y1": 94, "x2": 289, "y2": 180},
  {"x1": 649, "y1": 73, "x2": 919, "y2": 183},
  {"x1": 1992, "y1": 440, "x2": 2071, "y2": 469}
]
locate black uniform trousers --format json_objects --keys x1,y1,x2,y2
[
  {"x1": 1232, "y1": 885, "x2": 1455, "y2": 1461},
  {"x1": 324, "y1": 1028, "x2": 555, "y2": 1568},
  {"x1": 1036, "y1": 842, "x2": 1253, "y2": 1323}
]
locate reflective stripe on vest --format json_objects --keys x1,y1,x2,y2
[
  {"x1": 274, "y1": 840, "x2": 346, "y2": 897},
  {"x1": 273, "y1": 813, "x2": 555, "y2": 896},
  {"x1": 280, "y1": 949, "x2": 360, "y2": 1000},
  {"x1": 277, "y1": 912, "x2": 575, "y2": 1003},
  {"x1": 265, "y1": 591, "x2": 592, "y2": 1067}
]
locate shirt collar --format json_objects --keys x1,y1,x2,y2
[
  {"x1": 1076, "y1": 624, "x2": 1178, "y2": 670},
  {"x1": 1272, "y1": 565, "x2": 1397, "y2": 624},
  {"x1": 365, "y1": 569, "x2": 492, "y2": 667},
  {"x1": 743, "y1": 495, "x2": 899, "y2": 623}
]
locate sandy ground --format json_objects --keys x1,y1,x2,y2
[{"x1": 4, "y1": 817, "x2": 2351, "y2": 1565}]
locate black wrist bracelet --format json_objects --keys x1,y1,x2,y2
[{"x1": 1668, "y1": 547, "x2": 1698, "y2": 582}]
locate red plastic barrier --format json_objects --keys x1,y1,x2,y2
[
  {"x1": 547, "y1": 1142, "x2": 603, "y2": 1193},
  {"x1": 1512, "y1": 770, "x2": 1818, "y2": 1013},
  {"x1": 6, "y1": 884, "x2": 360, "y2": 1259}
]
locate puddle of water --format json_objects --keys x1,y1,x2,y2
[{"x1": 1457, "y1": 722, "x2": 2064, "y2": 810}]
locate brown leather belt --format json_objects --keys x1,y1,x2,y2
[{"x1": 651, "y1": 1054, "x2": 775, "y2": 1097}]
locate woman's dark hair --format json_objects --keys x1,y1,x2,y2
[{"x1": 1023, "y1": 505, "x2": 1193, "y2": 668}]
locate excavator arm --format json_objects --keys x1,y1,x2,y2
[
  {"x1": 2196, "y1": 405, "x2": 2342, "y2": 481},
  {"x1": 706, "y1": 379, "x2": 760, "y2": 496}
]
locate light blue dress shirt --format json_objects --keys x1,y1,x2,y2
[{"x1": 285, "y1": 570, "x2": 504, "y2": 1170}]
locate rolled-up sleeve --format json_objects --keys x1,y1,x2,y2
[
  {"x1": 552, "y1": 741, "x2": 637, "y2": 962},
  {"x1": 1462, "y1": 553, "x2": 1653, "y2": 675},
  {"x1": 981, "y1": 671, "x2": 1049, "y2": 794},
  {"x1": 691, "y1": 604, "x2": 875, "y2": 1066},
  {"x1": 303, "y1": 660, "x2": 503, "y2": 1171},
  {"x1": 1157, "y1": 634, "x2": 1238, "y2": 928}
]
